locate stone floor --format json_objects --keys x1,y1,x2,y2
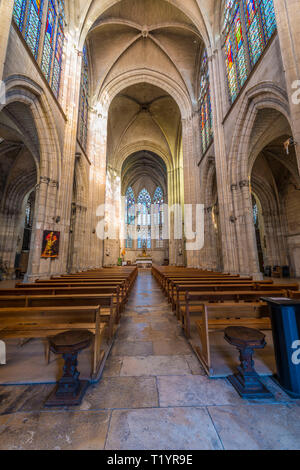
[{"x1": 0, "y1": 270, "x2": 300, "y2": 450}]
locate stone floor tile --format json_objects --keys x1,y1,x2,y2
[
  {"x1": 153, "y1": 340, "x2": 192, "y2": 356},
  {"x1": 105, "y1": 407, "x2": 223, "y2": 450},
  {"x1": 184, "y1": 355, "x2": 206, "y2": 375},
  {"x1": 112, "y1": 341, "x2": 153, "y2": 357},
  {"x1": 79, "y1": 377, "x2": 158, "y2": 410},
  {"x1": 120, "y1": 356, "x2": 192, "y2": 377},
  {"x1": 0, "y1": 385, "x2": 56, "y2": 415},
  {"x1": 0, "y1": 411, "x2": 111, "y2": 450},
  {"x1": 158, "y1": 375, "x2": 243, "y2": 407},
  {"x1": 102, "y1": 356, "x2": 123, "y2": 377},
  {"x1": 208, "y1": 404, "x2": 300, "y2": 450}
]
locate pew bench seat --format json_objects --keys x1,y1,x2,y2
[
  {"x1": 186, "y1": 302, "x2": 271, "y2": 376},
  {"x1": 0, "y1": 306, "x2": 107, "y2": 380}
]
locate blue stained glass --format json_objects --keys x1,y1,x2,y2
[
  {"x1": 223, "y1": 0, "x2": 277, "y2": 104},
  {"x1": 125, "y1": 187, "x2": 135, "y2": 248},
  {"x1": 25, "y1": 0, "x2": 44, "y2": 59},
  {"x1": 41, "y1": 0, "x2": 57, "y2": 80},
  {"x1": 253, "y1": 202, "x2": 259, "y2": 225},
  {"x1": 137, "y1": 189, "x2": 152, "y2": 249},
  {"x1": 13, "y1": 0, "x2": 27, "y2": 32},
  {"x1": 51, "y1": 18, "x2": 64, "y2": 96},
  {"x1": 13, "y1": 0, "x2": 65, "y2": 99},
  {"x1": 199, "y1": 48, "x2": 213, "y2": 154},
  {"x1": 153, "y1": 187, "x2": 164, "y2": 229},
  {"x1": 125, "y1": 187, "x2": 135, "y2": 225},
  {"x1": 78, "y1": 45, "x2": 89, "y2": 149},
  {"x1": 153, "y1": 187, "x2": 164, "y2": 205},
  {"x1": 260, "y1": 0, "x2": 276, "y2": 41}
]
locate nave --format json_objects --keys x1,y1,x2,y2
[{"x1": 0, "y1": 270, "x2": 299, "y2": 451}]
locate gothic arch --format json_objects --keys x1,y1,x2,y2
[
  {"x1": 228, "y1": 82, "x2": 290, "y2": 185},
  {"x1": 3, "y1": 75, "x2": 62, "y2": 183},
  {"x1": 97, "y1": 69, "x2": 193, "y2": 121}
]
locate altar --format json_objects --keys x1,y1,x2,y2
[
  {"x1": 136, "y1": 245, "x2": 152, "y2": 268},
  {"x1": 136, "y1": 257, "x2": 152, "y2": 268}
]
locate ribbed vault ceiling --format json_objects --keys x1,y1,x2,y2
[
  {"x1": 107, "y1": 82, "x2": 182, "y2": 171},
  {"x1": 121, "y1": 150, "x2": 167, "y2": 199}
]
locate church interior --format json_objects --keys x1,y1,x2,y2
[{"x1": 0, "y1": 0, "x2": 300, "y2": 451}]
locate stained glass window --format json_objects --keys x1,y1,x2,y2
[
  {"x1": 22, "y1": 191, "x2": 35, "y2": 251},
  {"x1": 223, "y1": 0, "x2": 277, "y2": 103},
  {"x1": 125, "y1": 187, "x2": 135, "y2": 249},
  {"x1": 25, "y1": 0, "x2": 44, "y2": 59},
  {"x1": 137, "y1": 189, "x2": 152, "y2": 250},
  {"x1": 260, "y1": 0, "x2": 276, "y2": 41},
  {"x1": 253, "y1": 202, "x2": 258, "y2": 226},
  {"x1": 51, "y1": 15, "x2": 64, "y2": 97},
  {"x1": 41, "y1": 0, "x2": 65, "y2": 97},
  {"x1": 78, "y1": 45, "x2": 90, "y2": 150},
  {"x1": 13, "y1": 0, "x2": 65, "y2": 98},
  {"x1": 244, "y1": 0, "x2": 264, "y2": 67},
  {"x1": 153, "y1": 187, "x2": 164, "y2": 248},
  {"x1": 41, "y1": 0, "x2": 56, "y2": 80},
  {"x1": 199, "y1": 49, "x2": 213, "y2": 155}
]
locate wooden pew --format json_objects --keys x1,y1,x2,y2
[
  {"x1": 164, "y1": 277, "x2": 257, "y2": 297},
  {"x1": 172, "y1": 283, "x2": 292, "y2": 315},
  {"x1": 191, "y1": 302, "x2": 271, "y2": 376},
  {"x1": 0, "y1": 306, "x2": 107, "y2": 380},
  {"x1": 18, "y1": 280, "x2": 129, "y2": 303},
  {"x1": 169, "y1": 280, "x2": 274, "y2": 306},
  {"x1": 151, "y1": 265, "x2": 241, "y2": 290},
  {"x1": 162, "y1": 275, "x2": 250, "y2": 295},
  {"x1": 0, "y1": 286, "x2": 124, "y2": 319},
  {"x1": 0, "y1": 294, "x2": 116, "y2": 339}
]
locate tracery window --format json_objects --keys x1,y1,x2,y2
[
  {"x1": 153, "y1": 187, "x2": 164, "y2": 248},
  {"x1": 199, "y1": 49, "x2": 213, "y2": 155},
  {"x1": 25, "y1": 0, "x2": 44, "y2": 59},
  {"x1": 137, "y1": 189, "x2": 151, "y2": 250},
  {"x1": 13, "y1": 0, "x2": 65, "y2": 97},
  {"x1": 223, "y1": 0, "x2": 276, "y2": 103},
  {"x1": 78, "y1": 44, "x2": 89, "y2": 150},
  {"x1": 125, "y1": 187, "x2": 135, "y2": 249},
  {"x1": 13, "y1": 0, "x2": 27, "y2": 32},
  {"x1": 253, "y1": 201, "x2": 258, "y2": 226},
  {"x1": 22, "y1": 191, "x2": 35, "y2": 251}
]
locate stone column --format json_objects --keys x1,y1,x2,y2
[
  {"x1": 103, "y1": 166, "x2": 122, "y2": 267},
  {"x1": 0, "y1": 0, "x2": 14, "y2": 80},
  {"x1": 273, "y1": 0, "x2": 300, "y2": 172},
  {"x1": 85, "y1": 108, "x2": 107, "y2": 270},
  {"x1": 168, "y1": 166, "x2": 184, "y2": 266},
  {"x1": 182, "y1": 114, "x2": 202, "y2": 268},
  {"x1": 55, "y1": 43, "x2": 82, "y2": 276},
  {"x1": 239, "y1": 181, "x2": 262, "y2": 279},
  {"x1": 26, "y1": 177, "x2": 59, "y2": 280},
  {"x1": 0, "y1": 208, "x2": 22, "y2": 274}
]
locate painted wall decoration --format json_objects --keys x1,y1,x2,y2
[{"x1": 41, "y1": 230, "x2": 60, "y2": 258}]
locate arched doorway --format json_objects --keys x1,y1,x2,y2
[
  {"x1": 250, "y1": 130, "x2": 300, "y2": 278},
  {"x1": 0, "y1": 102, "x2": 38, "y2": 279}
]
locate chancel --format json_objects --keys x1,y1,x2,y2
[{"x1": 0, "y1": 0, "x2": 299, "y2": 452}]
